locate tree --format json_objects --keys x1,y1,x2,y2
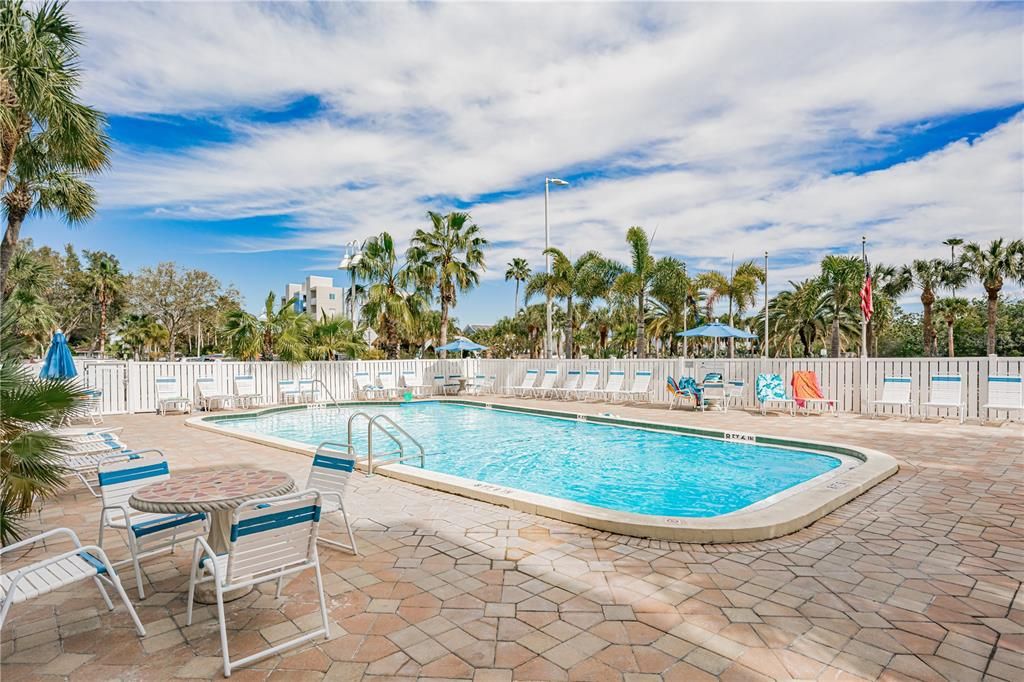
[
  {"x1": 818, "y1": 255, "x2": 864, "y2": 357},
  {"x1": 960, "y1": 238, "x2": 1024, "y2": 355},
  {"x1": 221, "y1": 291, "x2": 308, "y2": 362},
  {"x1": 82, "y1": 252, "x2": 126, "y2": 355},
  {"x1": 647, "y1": 267, "x2": 694, "y2": 356},
  {"x1": 765, "y1": 280, "x2": 826, "y2": 357},
  {"x1": 129, "y1": 262, "x2": 222, "y2": 358},
  {"x1": 933, "y1": 297, "x2": 970, "y2": 358},
  {"x1": 525, "y1": 249, "x2": 616, "y2": 359},
  {"x1": 116, "y1": 314, "x2": 167, "y2": 360},
  {"x1": 407, "y1": 211, "x2": 487, "y2": 356},
  {"x1": 504, "y1": 257, "x2": 531, "y2": 317},
  {"x1": 867, "y1": 263, "x2": 910, "y2": 357},
  {"x1": 696, "y1": 261, "x2": 765, "y2": 357},
  {"x1": 611, "y1": 226, "x2": 679, "y2": 358},
  {"x1": 902, "y1": 258, "x2": 951, "y2": 357},
  {"x1": 357, "y1": 232, "x2": 428, "y2": 358},
  {"x1": 306, "y1": 316, "x2": 367, "y2": 360}
]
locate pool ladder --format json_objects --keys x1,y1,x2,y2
[{"x1": 346, "y1": 411, "x2": 426, "y2": 476}]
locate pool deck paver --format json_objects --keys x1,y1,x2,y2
[{"x1": 1, "y1": 396, "x2": 1022, "y2": 681}]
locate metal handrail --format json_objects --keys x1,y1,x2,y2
[
  {"x1": 307, "y1": 378, "x2": 340, "y2": 405},
  {"x1": 345, "y1": 410, "x2": 426, "y2": 476}
]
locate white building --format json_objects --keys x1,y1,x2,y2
[{"x1": 283, "y1": 276, "x2": 347, "y2": 320}]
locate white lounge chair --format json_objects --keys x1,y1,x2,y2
[
  {"x1": 594, "y1": 370, "x2": 626, "y2": 402},
  {"x1": 464, "y1": 374, "x2": 488, "y2": 395},
  {"x1": 234, "y1": 374, "x2": 263, "y2": 408},
  {"x1": 553, "y1": 370, "x2": 581, "y2": 399},
  {"x1": 622, "y1": 371, "x2": 653, "y2": 402},
  {"x1": 302, "y1": 442, "x2": 358, "y2": 553},
  {"x1": 528, "y1": 369, "x2": 560, "y2": 398},
  {"x1": 509, "y1": 369, "x2": 539, "y2": 396},
  {"x1": 97, "y1": 450, "x2": 210, "y2": 598},
  {"x1": 186, "y1": 490, "x2": 331, "y2": 678},
  {"x1": 922, "y1": 374, "x2": 966, "y2": 424},
  {"x1": 1, "y1": 528, "x2": 146, "y2": 636},
  {"x1": 981, "y1": 375, "x2": 1024, "y2": 423},
  {"x1": 400, "y1": 369, "x2": 432, "y2": 396},
  {"x1": 432, "y1": 374, "x2": 447, "y2": 396},
  {"x1": 726, "y1": 380, "x2": 746, "y2": 410},
  {"x1": 871, "y1": 376, "x2": 914, "y2": 419},
  {"x1": 155, "y1": 376, "x2": 191, "y2": 415},
  {"x1": 298, "y1": 378, "x2": 323, "y2": 403},
  {"x1": 195, "y1": 377, "x2": 234, "y2": 411},
  {"x1": 562, "y1": 369, "x2": 601, "y2": 400},
  {"x1": 756, "y1": 373, "x2": 795, "y2": 416},
  {"x1": 353, "y1": 372, "x2": 383, "y2": 400},
  {"x1": 278, "y1": 379, "x2": 303, "y2": 404},
  {"x1": 376, "y1": 371, "x2": 400, "y2": 399}
]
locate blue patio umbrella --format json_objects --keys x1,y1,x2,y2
[
  {"x1": 39, "y1": 330, "x2": 78, "y2": 379},
  {"x1": 676, "y1": 322, "x2": 757, "y2": 358},
  {"x1": 436, "y1": 338, "x2": 488, "y2": 353}
]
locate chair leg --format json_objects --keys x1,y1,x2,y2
[
  {"x1": 186, "y1": 544, "x2": 201, "y2": 625},
  {"x1": 109, "y1": 574, "x2": 146, "y2": 636},
  {"x1": 276, "y1": 576, "x2": 284, "y2": 598},
  {"x1": 93, "y1": 576, "x2": 114, "y2": 611},
  {"x1": 314, "y1": 560, "x2": 331, "y2": 639},
  {"x1": 127, "y1": 534, "x2": 146, "y2": 599},
  {"x1": 216, "y1": 586, "x2": 231, "y2": 678}
]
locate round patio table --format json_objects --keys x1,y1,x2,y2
[{"x1": 130, "y1": 468, "x2": 294, "y2": 603}]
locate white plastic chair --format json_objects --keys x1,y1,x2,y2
[
  {"x1": 155, "y1": 376, "x2": 191, "y2": 415},
  {"x1": 464, "y1": 374, "x2": 488, "y2": 395},
  {"x1": 554, "y1": 370, "x2": 581, "y2": 398},
  {"x1": 624, "y1": 371, "x2": 653, "y2": 402},
  {"x1": 981, "y1": 375, "x2": 1024, "y2": 423},
  {"x1": 97, "y1": 450, "x2": 209, "y2": 598},
  {"x1": 726, "y1": 380, "x2": 746, "y2": 410},
  {"x1": 233, "y1": 375, "x2": 263, "y2": 408},
  {"x1": 186, "y1": 490, "x2": 331, "y2": 678},
  {"x1": 443, "y1": 374, "x2": 463, "y2": 395},
  {"x1": 1, "y1": 528, "x2": 146, "y2": 636},
  {"x1": 563, "y1": 370, "x2": 601, "y2": 400},
  {"x1": 700, "y1": 381, "x2": 728, "y2": 412},
  {"x1": 871, "y1": 376, "x2": 914, "y2": 419},
  {"x1": 528, "y1": 369, "x2": 560, "y2": 398},
  {"x1": 278, "y1": 379, "x2": 302, "y2": 404},
  {"x1": 353, "y1": 372, "x2": 383, "y2": 400},
  {"x1": 298, "y1": 378, "x2": 323, "y2": 403},
  {"x1": 509, "y1": 369, "x2": 539, "y2": 396},
  {"x1": 303, "y1": 442, "x2": 358, "y2": 553},
  {"x1": 594, "y1": 370, "x2": 626, "y2": 402},
  {"x1": 400, "y1": 369, "x2": 431, "y2": 396},
  {"x1": 377, "y1": 371, "x2": 400, "y2": 399},
  {"x1": 195, "y1": 377, "x2": 234, "y2": 411},
  {"x1": 923, "y1": 375, "x2": 966, "y2": 424}
]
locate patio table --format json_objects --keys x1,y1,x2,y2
[{"x1": 130, "y1": 468, "x2": 294, "y2": 603}]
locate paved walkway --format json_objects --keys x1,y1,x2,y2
[{"x1": 2, "y1": 399, "x2": 1022, "y2": 681}]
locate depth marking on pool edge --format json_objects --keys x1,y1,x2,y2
[{"x1": 724, "y1": 432, "x2": 756, "y2": 443}]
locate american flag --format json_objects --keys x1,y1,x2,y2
[{"x1": 860, "y1": 255, "x2": 873, "y2": 322}]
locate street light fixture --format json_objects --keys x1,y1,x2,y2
[
  {"x1": 544, "y1": 177, "x2": 569, "y2": 358},
  {"x1": 337, "y1": 239, "x2": 365, "y2": 324}
]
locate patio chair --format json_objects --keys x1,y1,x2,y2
[
  {"x1": 871, "y1": 376, "x2": 914, "y2": 419},
  {"x1": 981, "y1": 375, "x2": 1024, "y2": 423},
  {"x1": 298, "y1": 378, "x2": 323, "y2": 403},
  {"x1": 186, "y1": 490, "x2": 331, "y2": 678},
  {"x1": 81, "y1": 388, "x2": 104, "y2": 425},
  {"x1": 400, "y1": 369, "x2": 432, "y2": 396},
  {"x1": 623, "y1": 370, "x2": 653, "y2": 402},
  {"x1": 97, "y1": 450, "x2": 209, "y2": 598},
  {"x1": 1, "y1": 528, "x2": 146, "y2": 636},
  {"x1": 442, "y1": 374, "x2": 463, "y2": 395},
  {"x1": 562, "y1": 369, "x2": 601, "y2": 400},
  {"x1": 195, "y1": 377, "x2": 234, "y2": 411},
  {"x1": 922, "y1": 375, "x2": 966, "y2": 424},
  {"x1": 553, "y1": 369, "x2": 581, "y2": 399},
  {"x1": 464, "y1": 374, "x2": 488, "y2": 395},
  {"x1": 353, "y1": 372, "x2": 383, "y2": 400},
  {"x1": 667, "y1": 376, "x2": 694, "y2": 410},
  {"x1": 527, "y1": 369, "x2": 560, "y2": 398},
  {"x1": 509, "y1": 369, "x2": 539, "y2": 396},
  {"x1": 155, "y1": 376, "x2": 191, "y2": 415},
  {"x1": 376, "y1": 371, "x2": 400, "y2": 399},
  {"x1": 756, "y1": 373, "x2": 795, "y2": 416},
  {"x1": 726, "y1": 380, "x2": 746, "y2": 410},
  {"x1": 301, "y1": 442, "x2": 358, "y2": 553},
  {"x1": 700, "y1": 380, "x2": 728, "y2": 412},
  {"x1": 277, "y1": 379, "x2": 303, "y2": 404},
  {"x1": 593, "y1": 370, "x2": 626, "y2": 402},
  {"x1": 792, "y1": 371, "x2": 836, "y2": 415},
  {"x1": 233, "y1": 374, "x2": 264, "y2": 408}
]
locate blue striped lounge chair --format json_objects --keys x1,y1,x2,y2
[
  {"x1": 871, "y1": 376, "x2": 914, "y2": 419},
  {"x1": 981, "y1": 375, "x2": 1023, "y2": 423},
  {"x1": 510, "y1": 369, "x2": 539, "y2": 396},
  {"x1": 923, "y1": 375, "x2": 966, "y2": 424}
]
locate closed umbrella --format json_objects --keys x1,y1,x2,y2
[
  {"x1": 436, "y1": 338, "x2": 488, "y2": 353},
  {"x1": 676, "y1": 322, "x2": 757, "y2": 358},
  {"x1": 39, "y1": 330, "x2": 78, "y2": 379}
]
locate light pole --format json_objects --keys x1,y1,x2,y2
[
  {"x1": 763, "y1": 251, "x2": 769, "y2": 358},
  {"x1": 544, "y1": 177, "x2": 569, "y2": 358},
  {"x1": 337, "y1": 240, "x2": 364, "y2": 324}
]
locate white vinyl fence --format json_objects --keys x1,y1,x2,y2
[{"x1": 72, "y1": 357, "x2": 1024, "y2": 421}]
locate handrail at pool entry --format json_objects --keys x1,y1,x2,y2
[
  {"x1": 346, "y1": 411, "x2": 426, "y2": 476},
  {"x1": 307, "y1": 378, "x2": 339, "y2": 406}
]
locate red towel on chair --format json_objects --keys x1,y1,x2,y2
[{"x1": 792, "y1": 371, "x2": 832, "y2": 409}]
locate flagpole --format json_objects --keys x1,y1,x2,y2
[
  {"x1": 763, "y1": 250, "x2": 769, "y2": 358},
  {"x1": 860, "y1": 236, "x2": 867, "y2": 359}
]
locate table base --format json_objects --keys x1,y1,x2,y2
[
  {"x1": 194, "y1": 509, "x2": 253, "y2": 604},
  {"x1": 195, "y1": 582, "x2": 253, "y2": 604}
]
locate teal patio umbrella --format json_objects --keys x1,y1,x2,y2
[
  {"x1": 436, "y1": 338, "x2": 488, "y2": 353},
  {"x1": 676, "y1": 322, "x2": 757, "y2": 358}
]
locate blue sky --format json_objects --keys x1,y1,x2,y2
[{"x1": 26, "y1": 2, "x2": 1024, "y2": 323}]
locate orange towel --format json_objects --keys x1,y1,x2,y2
[{"x1": 791, "y1": 371, "x2": 832, "y2": 408}]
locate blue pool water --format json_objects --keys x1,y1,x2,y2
[{"x1": 216, "y1": 402, "x2": 842, "y2": 518}]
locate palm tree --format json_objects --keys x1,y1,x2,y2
[
  {"x1": 866, "y1": 264, "x2": 910, "y2": 357},
  {"x1": 933, "y1": 297, "x2": 970, "y2": 358},
  {"x1": 117, "y1": 314, "x2": 167, "y2": 360},
  {"x1": 221, "y1": 291, "x2": 308, "y2": 362},
  {"x1": 358, "y1": 231, "x2": 428, "y2": 358},
  {"x1": 647, "y1": 268, "x2": 694, "y2": 356},
  {"x1": 766, "y1": 280, "x2": 826, "y2": 357},
  {"x1": 525, "y1": 249, "x2": 615, "y2": 359},
  {"x1": 504, "y1": 257, "x2": 530, "y2": 317},
  {"x1": 818, "y1": 255, "x2": 864, "y2": 357},
  {"x1": 902, "y1": 258, "x2": 951, "y2": 357},
  {"x1": 83, "y1": 254, "x2": 125, "y2": 355},
  {"x1": 960, "y1": 238, "x2": 1024, "y2": 356},
  {"x1": 306, "y1": 316, "x2": 367, "y2": 360},
  {"x1": 611, "y1": 226, "x2": 680, "y2": 358},
  {"x1": 407, "y1": 211, "x2": 487, "y2": 356},
  {"x1": 696, "y1": 261, "x2": 765, "y2": 357},
  {"x1": 0, "y1": 1, "x2": 108, "y2": 191}
]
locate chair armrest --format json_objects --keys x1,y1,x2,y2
[
  {"x1": 1, "y1": 527, "x2": 82, "y2": 556},
  {"x1": 191, "y1": 536, "x2": 222, "y2": 582}
]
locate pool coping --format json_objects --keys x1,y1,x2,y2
[{"x1": 186, "y1": 398, "x2": 899, "y2": 543}]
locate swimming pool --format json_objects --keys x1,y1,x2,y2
[{"x1": 208, "y1": 401, "x2": 845, "y2": 518}]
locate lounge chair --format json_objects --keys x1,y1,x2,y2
[
  {"x1": 594, "y1": 370, "x2": 626, "y2": 402},
  {"x1": 353, "y1": 372, "x2": 383, "y2": 400},
  {"x1": 667, "y1": 377, "x2": 695, "y2": 410},
  {"x1": 155, "y1": 376, "x2": 191, "y2": 415},
  {"x1": 922, "y1": 375, "x2": 966, "y2": 424},
  {"x1": 298, "y1": 379, "x2": 324, "y2": 403},
  {"x1": 553, "y1": 370, "x2": 581, "y2": 399},
  {"x1": 234, "y1": 374, "x2": 263, "y2": 408},
  {"x1": 400, "y1": 369, "x2": 432, "y2": 396},
  {"x1": 97, "y1": 450, "x2": 209, "y2": 598},
  {"x1": 624, "y1": 370, "x2": 653, "y2": 402},
  {"x1": 756, "y1": 373, "x2": 795, "y2": 416},
  {"x1": 527, "y1": 369, "x2": 560, "y2": 398},
  {"x1": 58, "y1": 432, "x2": 130, "y2": 497},
  {"x1": 1, "y1": 528, "x2": 146, "y2": 636},
  {"x1": 981, "y1": 375, "x2": 1024, "y2": 423},
  {"x1": 871, "y1": 376, "x2": 914, "y2": 419},
  {"x1": 465, "y1": 374, "x2": 495, "y2": 395},
  {"x1": 792, "y1": 370, "x2": 835, "y2": 415},
  {"x1": 195, "y1": 377, "x2": 234, "y2": 411},
  {"x1": 376, "y1": 371, "x2": 400, "y2": 399},
  {"x1": 562, "y1": 369, "x2": 601, "y2": 400},
  {"x1": 278, "y1": 379, "x2": 303, "y2": 404},
  {"x1": 509, "y1": 369, "x2": 539, "y2": 396},
  {"x1": 186, "y1": 491, "x2": 331, "y2": 678}
]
